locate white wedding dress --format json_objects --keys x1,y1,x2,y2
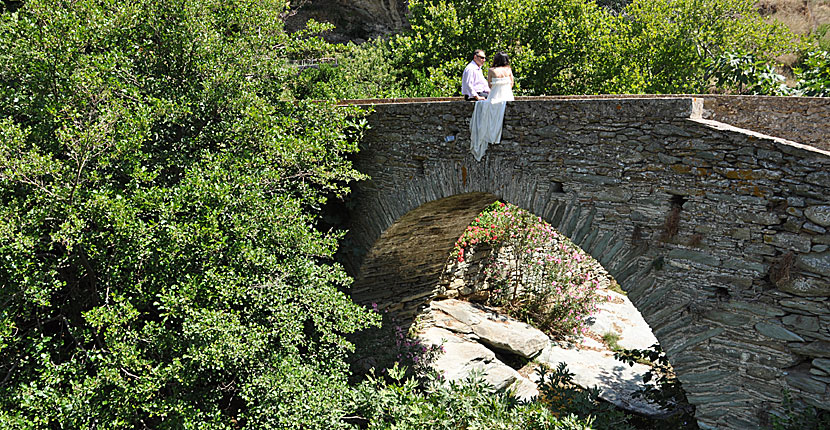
[{"x1": 470, "y1": 77, "x2": 514, "y2": 161}]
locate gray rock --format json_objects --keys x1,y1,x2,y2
[
  {"x1": 619, "y1": 151, "x2": 645, "y2": 164},
  {"x1": 588, "y1": 290, "x2": 658, "y2": 350},
  {"x1": 797, "y1": 252, "x2": 830, "y2": 277},
  {"x1": 535, "y1": 344, "x2": 664, "y2": 417},
  {"x1": 747, "y1": 366, "x2": 779, "y2": 381},
  {"x1": 418, "y1": 327, "x2": 513, "y2": 390},
  {"x1": 782, "y1": 314, "x2": 820, "y2": 333},
  {"x1": 722, "y1": 257, "x2": 766, "y2": 274},
  {"x1": 667, "y1": 248, "x2": 721, "y2": 267},
  {"x1": 731, "y1": 228, "x2": 751, "y2": 240},
  {"x1": 727, "y1": 301, "x2": 786, "y2": 317},
  {"x1": 755, "y1": 322, "x2": 805, "y2": 342},
  {"x1": 536, "y1": 124, "x2": 563, "y2": 138},
  {"x1": 814, "y1": 358, "x2": 830, "y2": 374},
  {"x1": 788, "y1": 196, "x2": 807, "y2": 208},
  {"x1": 810, "y1": 367, "x2": 829, "y2": 376},
  {"x1": 737, "y1": 210, "x2": 782, "y2": 226},
  {"x1": 781, "y1": 299, "x2": 828, "y2": 314},
  {"x1": 804, "y1": 222, "x2": 828, "y2": 234},
  {"x1": 786, "y1": 372, "x2": 828, "y2": 394},
  {"x1": 764, "y1": 233, "x2": 812, "y2": 253},
  {"x1": 806, "y1": 171, "x2": 830, "y2": 188},
  {"x1": 704, "y1": 310, "x2": 751, "y2": 327},
  {"x1": 431, "y1": 299, "x2": 549, "y2": 358},
  {"x1": 593, "y1": 187, "x2": 633, "y2": 203},
  {"x1": 509, "y1": 376, "x2": 540, "y2": 401},
  {"x1": 791, "y1": 341, "x2": 830, "y2": 358},
  {"x1": 779, "y1": 277, "x2": 830, "y2": 297}
]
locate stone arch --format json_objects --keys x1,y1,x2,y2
[
  {"x1": 340, "y1": 97, "x2": 830, "y2": 429},
  {"x1": 348, "y1": 188, "x2": 652, "y2": 322}
]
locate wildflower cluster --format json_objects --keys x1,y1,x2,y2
[{"x1": 452, "y1": 202, "x2": 601, "y2": 339}]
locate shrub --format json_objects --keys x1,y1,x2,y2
[
  {"x1": 770, "y1": 389, "x2": 830, "y2": 430},
  {"x1": 796, "y1": 49, "x2": 830, "y2": 97},
  {"x1": 347, "y1": 363, "x2": 594, "y2": 429},
  {"x1": 601, "y1": 332, "x2": 622, "y2": 352},
  {"x1": 349, "y1": 305, "x2": 443, "y2": 384},
  {"x1": 614, "y1": 345, "x2": 697, "y2": 429},
  {"x1": 617, "y1": 0, "x2": 797, "y2": 94},
  {"x1": 452, "y1": 202, "x2": 601, "y2": 339},
  {"x1": 537, "y1": 363, "x2": 634, "y2": 429},
  {"x1": 0, "y1": 1, "x2": 377, "y2": 428},
  {"x1": 706, "y1": 52, "x2": 794, "y2": 95},
  {"x1": 346, "y1": 0, "x2": 800, "y2": 96}
]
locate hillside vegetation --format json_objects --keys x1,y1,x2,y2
[{"x1": 296, "y1": 0, "x2": 829, "y2": 97}]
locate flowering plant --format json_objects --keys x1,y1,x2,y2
[{"x1": 452, "y1": 202, "x2": 601, "y2": 339}]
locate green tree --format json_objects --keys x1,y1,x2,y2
[
  {"x1": 618, "y1": 0, "x2": 797, "y2": 93},
  {"x1": 332, "y1": 0, "x2": 798, "y2": 97},
  {"x1": 391, "y1": 0, "x2": 613, "y2": 96},
  {"x1": 0, "y1": 0, "x2": 377, "y2": 428}
]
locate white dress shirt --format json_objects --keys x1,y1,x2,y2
[{"x1": 462, "y1": 61, "x2": 490, "y2": 98}]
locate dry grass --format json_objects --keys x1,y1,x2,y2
[
  {"x1": 756, "y1": 0, "x2": 830, "y2": 71},
  {"x1": 769, "y1": 251, "x2": 796, "y2": 288},
  {"x1": 760, "y1": 0, "x2": 813, "y2": 33},
  {"x1": 758, "y1": 0, "x2": 830, "y2": 34}
]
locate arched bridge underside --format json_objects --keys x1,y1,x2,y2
[{"x1": 339, "y1": 96, "x2": 830, "y2": 428}]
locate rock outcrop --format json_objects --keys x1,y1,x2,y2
[
  {"x1": 419, "y1": 326, "x2": 539, "y2": 400},
  {"x1": 284, "y1": 0, "x2": 408, "y2": 42},
  {"x1": 431, "y1": 299, "x2": 549, "y2": 358},
  {"x1": 419, "y1": 298, "x2": 666, "y2": 414}
]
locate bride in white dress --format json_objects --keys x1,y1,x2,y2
[{"x1": 470, "y1": 52, "x2": 515, "y2": 161}]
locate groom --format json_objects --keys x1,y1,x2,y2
[{"x1": 462, "y1": 50, "x2": 489, "y2": 101}]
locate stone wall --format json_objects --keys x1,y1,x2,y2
[
  {"x1": 701, "y1": 95, "x2": 830, "y2": 151},
  {"x1": 340, "y1": 97, "x2": 830, "y2": 429}
]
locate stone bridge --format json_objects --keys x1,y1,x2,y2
[{"x1": 338, "y1": 95, "x2": 830, "y2": 428}]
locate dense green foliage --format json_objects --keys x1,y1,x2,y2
[
  {"x1": 706, "y1": 52, "x2": 792, "y2": 95},
  {"x1": 796, "y1": 49, "x2": 830, "y2": 96},
  {"x1": 349, "y1": 364, "x2": 594, "y2": 429},
  {"x1": 299, "y1": 0, "x2": 800, "y2": 98},
  {"x1": 0, "y1": 0, "x2": 379, "y2": 428}
]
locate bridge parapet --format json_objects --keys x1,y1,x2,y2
[{"x1": 341, "y1": 97, "x2": 830, "y2": 429}]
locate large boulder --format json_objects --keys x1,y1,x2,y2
[
  {"x1": 587, "y1": 290, "x2": 659, "y2": 350},
  {"x1": 536, "y1": 343, "x2": 664, "y2": 417},
  {"x1": 431, "y1": 299, "x2": 550, "y2": 358},
  {"x1": 419, "y1": 326, "x2": 539, "y2": 400}
]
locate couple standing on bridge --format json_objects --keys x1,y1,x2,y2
[{"x1": 462, "y1": 50, "x2": 515, "y2": 161}]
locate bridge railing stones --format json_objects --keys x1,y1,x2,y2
[
  {"x1": 340, "y1": 95, "x2": 830, "y2": 152},
  {"x1": 339, "y1": 96, "x2": 830, "y2": 429},
  {"x1": 700, "y1": 95, "x2": 830, "y2": 151}
]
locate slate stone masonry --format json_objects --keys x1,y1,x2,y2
[{"x1": 340, "y1": 96, "x2": 830, "y2": 429}]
